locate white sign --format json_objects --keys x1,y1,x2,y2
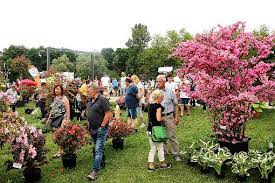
[
  {"x1": 158, "y1": 67, "x2": 173, "y2": 73},
  {"x1": 13, "y1": 163, "x2": 22, "y2": 169},
  {"x1": 28, "y1": 67, "x2": 39, "y2": 78}
]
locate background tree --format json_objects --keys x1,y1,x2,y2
[
  {"x1": 101, "y1": 48, "x2": 115, "y2": 70},
  {"x1": 10, "y1": 55, "x2": 31, "y2": 79},
  {"x1": 113, "y1": 48, "x2": 129, "y2": 74},
  {"x1": 125, "y1": 23, "x2": 151, "y2": 75},
  {"x1": 50, "y1": 54, "x2": 75, "y2": 72},
  {"x1": 76, "y1": 53, "x2": 109, "y2": 80}
]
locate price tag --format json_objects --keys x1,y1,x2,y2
[{"x1": 12, "y1": 163, "x2": 22, "y2": 169}]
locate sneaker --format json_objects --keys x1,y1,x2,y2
[
  {"x1": 87, "y1": 171, "x2": 97, "y2": 181},
  {"x1": 160, "y1": 162, "x2": 171, "y2": 169},
  {"x1": 147, "y1": 162, "x2": 155, "y2": 172},
  {"x1": 174, "y1": 155, "x2": 182, "y2": 162}
]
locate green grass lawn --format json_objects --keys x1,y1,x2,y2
[{"x1": 0, "y1": 103, "x2": 274, "y2": 183}]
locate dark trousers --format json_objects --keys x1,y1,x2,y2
[
  {"x1": 37, "y1": 100, "x2": 47, "y2": 118},
  {"x1": 10, "y1": 104, "x2": 16, "y2": 112}
]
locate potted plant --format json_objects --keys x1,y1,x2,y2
[
  {"x1": 108, "y1": 119, "x2": 133, "y2": 150},
  {"x1": 209, "y1": 147, "x2": 232, "y2": 178},
  {"x1": 174, "y1": 22, "x2": 275, "y2": 154},
  {"x1": 20, "y1": 89, "x2": 31, "y2": 103},
  {"x1": 257, "y1": 152, "x2": 275, "y2": 183},
  {"x1": 231, "y1": 152, "x2": 255, "y2": 182},
  {"x1": 251, "y1": 102, "x2": 269, "y2": 119},
  {"x1": 0, "y1": 112, "x2": 24, "y2": 148},
  {"x1": 0, "y1": 92, "x2": 15, "y2": 113},
  {"x1": 182, "y1": 141, "x2": 201, "y2": 165},
  {"x1": 53, "y1": 124, "x2": 88, "y2": 169},
  {"x1": 11, "y1": 125, "x2": 47, "y2": 183},
  {"x1": 197, "y1": 149, "x2": 213, "y2": 173}
]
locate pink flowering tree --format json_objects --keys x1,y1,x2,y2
[{"x1": 173, "y1": 22, "x2": 275, "y2": 143}]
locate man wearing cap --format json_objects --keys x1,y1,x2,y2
[
  {"x1": 86, "y1": 83, "x2": 112, "y2": 181},
  {"x1": 156, "y1": 75, "x2": 181, "y2": 161}
]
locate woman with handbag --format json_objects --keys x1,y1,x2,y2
[
  {"x1": 46, "y1": 85, "x2": 70, "y2": 158},
  {"x1": 147, "y1": 89, "x2": 171, "y2": 172}
]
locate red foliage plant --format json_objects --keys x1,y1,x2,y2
[{"x1": 53, "y1": 124, "x2": 88, "y2": 154}]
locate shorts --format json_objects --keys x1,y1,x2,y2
[
  {"x1": 113, "y1": 86, "x2": 118, "y2": 90},
  {"x1": 180, "y1": 98, "x2": 190, "y2": 105},
  {"x1": 127, "y1": 107, "x2": 137, "y2": 119}
]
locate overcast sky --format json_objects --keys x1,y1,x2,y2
[{"x1": 0, "y1": 0, "x2": 274, "y2": 52}]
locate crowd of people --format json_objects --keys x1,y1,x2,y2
[{"x1": 4, "y1": 71, "x2": 198, "y2": 181}]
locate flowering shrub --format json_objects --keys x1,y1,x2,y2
[
  {"x1": 174, "y1": 22, "x2": 275, "y2": 143},
  {"x1": 0, "y1": 112, "x2": 24, "y2": 147},
  {"x1": 108, "y1": 119, "x2": 134, "y2": 139},
  {"x1": 11, "y1": 125, "x2": 47, "y2": 168},
  {"x1": 0, "y1": 92, "x2": 15, "y2": 112},
  {"x1": 53, "y1": 124, "x2": 88, "y2": 154}
]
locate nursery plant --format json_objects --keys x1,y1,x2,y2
[
  {"x1": 174, "y1": 22, "x2": 275, "y2": 146},
  {"x1": 231, "y1": 152, "x2": 255, "y2": 179},
  {"x1": 209, "y1": 147, "x2": 232, "y2": 176}
]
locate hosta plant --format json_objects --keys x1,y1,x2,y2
[
  {"x1": 258, "y1": 152, "x2": 275, "y2": 180},
  {"x1": 231, "y1": 152, "x2": 254, "y2": 177},
  {"x1": 251, "y1": 102, "x2": 269, "y2": 113},
  {"x1": 209, "y1": 147, "x2": 232, "y2": 175}
]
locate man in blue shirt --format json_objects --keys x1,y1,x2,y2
[
  {"x1": 112, "y1": 78, "x2": 119, "y2": 96},
  {"x1": 125, "y1": 77, "x2": 139, "y2": 130}
]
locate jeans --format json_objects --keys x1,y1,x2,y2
[{"x1": 91, "y1": 126, "x2": 109, "y2": 172}]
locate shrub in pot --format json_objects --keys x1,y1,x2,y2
[
  {"x1": 0, "y1": 112, "x2": 24, "y2": 148},
  {"x1": 108, "y1": 119, "x2": 133, "y2": 150},
  {"x1": 53, "y1": 124, "x2": 88, "y2": 169},
  {"x1": 174, "y1": 22, "x2": 275, "y2": 153},
  {"x1": 11, "y1": 125, "x2": 47, "y2": 183}
]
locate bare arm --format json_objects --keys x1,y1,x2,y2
[
  {"x1": 156, "y1": 107, "x2": 162, "y2": 122},
  {"x1": 63, "y1": 96, "x2": 70, "y2": 125}
]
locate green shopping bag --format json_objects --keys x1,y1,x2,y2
[{"x1": 152, "y1": 126, "x2": 168, "y2": 142}]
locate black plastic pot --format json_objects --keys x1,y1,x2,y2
[
  {"x1": 23, "y1": 167, "x2": 41, "y2": 183},
  {"x1": 214, "y1": 163, "x2": 226, "y2": 179},
  {"x1": 260, "y1": 172, "x2": 273, "y2": 183},
  {"x1": 16, "y1": 100, "x2": 25, "y2": 107},
  {"x1": 200, "y1": 166, "x2": 210, "y2": 174},
  {"x1": 219, "y1": 138, "x2": 251, "y2": 154},
  {"x1": 186, "y1": 159, "x2": 196, "y2": 166},
  {"x1": 62, "y1": 153, "x2": 76, "y2": 169},
  {"x1": 237, "y1": 175, "x2": 247, "y2": 182},
  {"x1": 215, "y1": 171, "x2": 225, "y2": 179},
  {"x1": 112, "y1": 138, "x2": 124, "y2": 150}
]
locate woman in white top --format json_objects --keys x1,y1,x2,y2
[
  {"x1": 179, "y1": 77, "x2": 191, "y2": 116},
  {"x1": 131, "y1": 75, "x2": 145, "y2": 128}
]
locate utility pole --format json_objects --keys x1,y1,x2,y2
[
  {"x1": 46, "y1": 47, "x2": 50, "y2": 71},
  {"x1": 91, "y1": 53, "x2": 94, "y2": 81}
]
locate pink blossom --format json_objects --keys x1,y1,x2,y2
[{"x1": 173, "y1": 22, "x2": 275, "y2": 143}]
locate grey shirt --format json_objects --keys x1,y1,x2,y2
[
  {"x1": 87, "y1": 94, "x2": 110, "y2": 130},
  {"x1": 161, "y1": 87, "x2": 178, "y2": 114}
]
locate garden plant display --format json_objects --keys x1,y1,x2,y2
[{"x1": 174, "y1": 22, "x2": 275, "y2": 145}]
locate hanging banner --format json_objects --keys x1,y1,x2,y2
[{"x1": 28, "y1": 65, "x2": 41, "y2": 87}]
